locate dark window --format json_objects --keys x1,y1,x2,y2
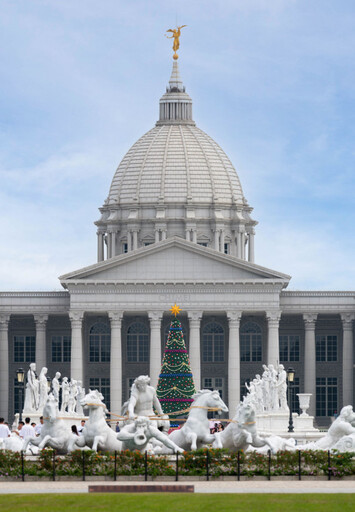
[
  {"x1": 127, "y1": 322, "x2": 149, "y2": 362},
  {"x1": 316, "y1": 335, "x2": 337, "y2": 362},
  {"x1": 89, "y1": 322, "x2": 110, "y2": 362},
  {"x1": 316, "y1": 377, "x2": 338, "y2": 416},
  {"x1": 51, "y1": 335, "x2": 71, "y2": 363},
  {"x1": 202, "y1": 322, "x2": 225, "y2": 362},
  {"x1": 279, "y1": 335, "x2": 300, "y2": 362},
  {"x1": 240, "y1": 322, "x2": 262, "y2": 362},
  {"x1": 198, "y1": 242, "x2": 208, "y2": 247},
  {"x1": 203, "y1": 377, "x2": 224, "y2": 398},
  {"x1": 89, "y1": 377, "x2": 110, "y2": 411},
  {"x1": 290, "y1": 377, "x2": 300, "y2": 414},
  {"x1": 14, "y1": 335, "x2": 35, "y2": 363},
  {"x1": 123, "y1": 243, "x2": 128, "y2": 253},
  {"x1": 224, "y1": 243, "x2": 229, "y2": 254}
]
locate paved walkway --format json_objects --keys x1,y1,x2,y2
[{"x1": 0, "y1": 480, "x2": 354, "y2": 494}]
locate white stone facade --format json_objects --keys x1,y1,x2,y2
[{"x1": 0, "y1": 62, "x2": 353, "y2": 425}]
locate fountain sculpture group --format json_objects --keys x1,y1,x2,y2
[{"x1": 1, "y1": 364, "x2": 355, "y2": 454}]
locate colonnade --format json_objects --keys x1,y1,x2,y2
[{"x1": 0, "y1": 311, "x2": 353, "y2": 420}]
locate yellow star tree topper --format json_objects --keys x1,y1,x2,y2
[{"x1": 170, "y1": 303, "x2": 181, "y2": 317}]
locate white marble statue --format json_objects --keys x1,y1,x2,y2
[
  {"x1": 123, "y1": 375, "x2": 169, "y2": 432},
  {"x1": 213, "y1": 401, "x2": 274, "y2": 452},
  {"x1": 72, "y1": 389, "x2": 122, "y2": 452},
  {"x1": 166, "y1": 390, "x2": 229, "y2": 452},
  {"x1": 22, "y1": 394, "x2": 75, "y2": 454},
  {"x1": 261, "y1": 364, "x2": 270, "y2": 412},
  {"x1": 76, "y1": 380, "x2": 85, "y2": 415},
  {"x1": 276, "y1": 364, "x2": 288, "y2": 411},
  {"x1": 68, "y1": 379, "x2": 78, "y2": 415},
  {"x1": 38, "y1": 367, "x2": 49, "y2": 410},
  {"x1": 61, "y1": 377, "x2": 70, "y2": 413},
  {"x1": 299, "y1": 405, "x2": 355, "y2": 451},
  {"x1": 268, "y1": 364, "x2": 278, "y2": 411},
  {"x1": 23, "y1": 363, "x2": 39, "y2": 412},
  {"x1": 117, "y1": 416, "x2": 184, "y2": 454},
  {"x1": 52, "y1": 372, "x2": 61, "y2": 402}
]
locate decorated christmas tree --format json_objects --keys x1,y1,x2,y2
[{"x1": 156, "y1": 304, "x2": 196, "y2": 428}]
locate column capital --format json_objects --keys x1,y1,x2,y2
[
  {"x1": 187, "y1": 311, "x2": 203, "y2": 324},
  {"x1": 33, "y1": 314, "x2": 48, "y2": 328},
  {"x1": 69, "y1": 311, "x2": 84, "y2": 326},
  {"x1": 341, "y1": 312, "x2": 355, "y2": 329},
  {"x1": 108, "y1": 311, "x2": 123, "y2": 327},
  {"x1": 227, "y1": 311, "x2": 242, "y2": 325},
  {"x1": 266, "y1": 310, "x2": 282, "y2": 324},
  {"x1": 303, "y1": 313, "x2": 318, "y2": 329},
  {"x1": 0, "y1": 314, "x2": 10, "y2": 328},
  {"x1": 148, "y1": 311, "x2": 163, "y2": 325}
]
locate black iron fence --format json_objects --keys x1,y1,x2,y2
[{"x1": 0, "y1": 449, "x2": 354, "y2": 481}]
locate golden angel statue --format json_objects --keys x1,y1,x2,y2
[{"x1": 166, "y1": 25, "x2": 187, "y2": 60}]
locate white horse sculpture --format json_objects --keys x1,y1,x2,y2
[
  {"x1": 166, "y1": 390, "x2": 228, "y2": 452},
  {"x1": 213, "y1": 402, "x2": 274, "y2": 452},
  {"x1": 72, "y1": 389, "x2": 122, "y2": 452},
  {"x1": 22, "y1": 394, "x2": 74, "y2": 454}
]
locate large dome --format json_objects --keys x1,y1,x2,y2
[
  {"x1": 95, "y1": 61, "x2": 257, "y2": 262},
  {"x1": 107, "y1": 124, "x2": 245, "y2": 206}
]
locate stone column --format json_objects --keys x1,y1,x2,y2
[
  {"x1": 341, "y1": 313, "x2": 355, "y2": 407},
  {"x1": 266, "y1": 311, "x2": 281, "y2": 367},
  {"x1": 188, "y1": 312, "x2": 203, "y2": 390},
  {"x1": 220, "y1": 229, "x2": 225, "y2": 252},
  {"x1": 148, "y1": 312, "x2": 163, "y2": 388},
  {"x1": 97, "y1": 231, "x2": 104, "y2": 262},
  {"x1": 227, "y1": 311, "x2": 242, "y2": 415},
  {"x1": 109, "y1": 312, "x2": 123, "y2": 415},
  {"x1": 161, "y1": 229, "x2": 167, "y2": 241},
  {"x1": 236, "y1": 230, "x2": 242, "y2": 258},
  {"x1": 34, "y1": 314, "x2": 48, "y2": 371},
  {"x1": 248, "y1": 230, "x2": 255, "y2": 263},
  {"x1": 185, "y1": 229, "x2": 190, "y2": 241},
  {"x1": 192, "y1": 229, "x2": 197, "y2": 244},
  {"x1": 0, "y1": 315, "x2": 10, "y2": 420},
  {"x1": 155, "y1": 229, "x2": 160, "y2": 243},
  {"x1": 303, "y1": 313, "x2": 317, "y2": 417},
  {"x1": 214, "y1": 230, "x2": 219, "y2": 251},
  {"x1": 127, "y1": 231, "x2": 132, "y2": 252},
  {"x1": 111, "y1": 231, "x2": 117, "y2": 257},
  {"x1": 107, "y1": 231, "x2": 112, "y2": 258},
  {"x1": 69, "y1": 311, "x2": 84, "y2": 382}
]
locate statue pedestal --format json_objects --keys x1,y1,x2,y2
[
  {"x1": 256, "y1": 411, "x2": 321, "y2": 443},
  {"x1": 19, "y1": 411, "x2": 87, "y2": 429}
]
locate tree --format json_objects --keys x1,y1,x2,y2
[{"x1": 156, "y1": 317, "x2": 196, "y2": 428}]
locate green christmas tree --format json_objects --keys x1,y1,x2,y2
[{"x1": 156, "y1": 308, "x2": 196, "y2": 428}]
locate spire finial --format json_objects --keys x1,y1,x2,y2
[{"x1": 165, "y1": 25, "x2": 187, "y2": 60}]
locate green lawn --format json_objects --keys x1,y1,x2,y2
[{"x1": 0, "y1": 494, "x2": 354, "y2": 512}]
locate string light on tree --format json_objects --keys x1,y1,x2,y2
[{"x1": 157, "y1": 304, "x2": 196, "y2": 428}]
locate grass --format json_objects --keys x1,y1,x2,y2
[{"x1": 0, "y1": 494, "x2": 354, "y2": 512}]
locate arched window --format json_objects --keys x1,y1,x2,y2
[
  {"x1": 240, "y1": 321, "x2": 262, "y2": 362},
  {"x1": 127, "y1": 322, "x2": 149, "y2": 362},
  {"x1": 202, "y1": 322, "x2": 225, "y2": 362},
  {"x1": 89, "y1": 322, "x2": 110, "y2": 362}
]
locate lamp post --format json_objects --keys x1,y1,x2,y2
[
  {"x1": 287, "y1": 367, "x2": 295, "y2": 433},
  {"x1": 16, "y1": 368, "x2": 25, "y2": 423}
]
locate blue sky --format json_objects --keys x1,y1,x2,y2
[{"x1": 1, "y1": 0, "x2": 355, "y2": 290}]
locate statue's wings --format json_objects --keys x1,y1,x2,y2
[
  {"x1": 166, "y1": 29, "x2": 175, "y2": 33},
  {"x1": 178, "y1": 25, "x2": 187, "y2": 29}
]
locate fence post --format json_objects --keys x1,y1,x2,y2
[
  {"x1": 175, "y1": 452, "x2": 179, "y2": 482},
  {"x1": 144, "y1": 451, "x2": 148, "y2": 481},
  {"x1": 298, "y1": 450, "x2": 301, "y2": 481},
  {"x1": 328, "y1": 450, "x2": 331, "y2": 481},
  {"x1": 82, "y1": 451, "x2": 85, "y2": 481},
  {"x1": 52, "y1": 450, "x2": 56, "y2": 481},
  {"x1": 268, "y1": 450, "x2": 271, "y2": 481},
  {"x1": 21, "y1": 451, "x2": 25, "y2": 482},
  {"x1": 237, "y1": 450, "x2": 240, "y2": 481},
  {"x1": 114, "y1": 450, "x2": 117, "y2": 481},
  {"x1": 206, "y1": 450, "x2": 209, "y2": 481}
]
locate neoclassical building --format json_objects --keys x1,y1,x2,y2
[{"x1": 0, "y1": 61, "x2": 353, "y2": 426}]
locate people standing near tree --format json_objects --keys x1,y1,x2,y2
[
  {"x1": 19, "y1": 417, "x2": 36, "y2": 440},
  {"x1": 0, "y1": 418, "x2": 10, "y2": 438},
  {"x1": 35, "y1": 416, "x2": 44, "y2": 436}
]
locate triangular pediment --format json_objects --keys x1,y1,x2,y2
[{"x1": 59, "y1": 237, "x2": 290, "y2": 286}]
